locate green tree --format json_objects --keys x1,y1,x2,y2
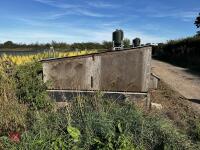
[
  {"x1": 195, "y1": 13, "x2": 200, "y2": 35},
  {"x1": 3, "y1": 41, "x2": 15, "y2": 48},
  {"x1": 123, "y1": 38, "x2": 131, "y2": 48},
  {"x1": 102, "y1": 41, "x2": 112, "y2": 49}
]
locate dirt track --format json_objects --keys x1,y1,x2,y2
[{"x1": 152, "y1": 59, "x2": 200, "y2": 111}]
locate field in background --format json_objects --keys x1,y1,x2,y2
[{"x1": 0, "y1": 50, "x2": 96, "y2": 65}]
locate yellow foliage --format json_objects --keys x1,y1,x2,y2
[{"x1": 0, "y1": 50, "x2": 96, "y2": 65}]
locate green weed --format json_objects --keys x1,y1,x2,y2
[{"x1": 14, "y1": 62, "x2": 52, "y2": 110}]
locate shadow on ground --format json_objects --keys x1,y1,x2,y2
[
  {"x1": 153, "y1": 56, "x2": 200, "y2": 77},
  {"x1": 189, "y1": 99, "x2": 200, "y2": 104}
]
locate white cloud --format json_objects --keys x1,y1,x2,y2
[
  {"x1": 33, "y1": 0, "x2": 111, "y2": 18},
  {"x1": 152, "y1": 11, "x2": 198, "y2": 21},
  {"x1": 15, "y1": 17, "x2": 69, "y2": 28},
  {"x1": 75, "y1": 9, "x2": 112, "y2": 17},
  {"x1": 33, "y1": 0, "x2": 79, "y2": 9},
  {"x1": 134, "y1": 4, "x2": 198, "y2": 22},
  {"x1": 87, "y1": 1, "x2": 118, "y2": 8}
]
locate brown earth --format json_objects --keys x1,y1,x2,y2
[
  {"x1": 150, "y1": 59, "x2": 200, "y2": 132},
  {"x1": 152, "y1": 59, "x2": 200, "y2": 112},
  {"x1": 150, "y1": 81, "x2": 199, "y2": 131}
]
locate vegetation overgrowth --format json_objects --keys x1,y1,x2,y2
[
  {"x1": 0, "y1": 52, "x2": 200, "y2": 149},
  {"x1": 1, "y1": 88, "x2": 200, "y2": 149},
  {"x1": 0, "y1": 60, "x2": 27, "y2": 135}
]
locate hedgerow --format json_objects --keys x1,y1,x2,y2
[{"x1": 153, "y1": 36, "x2": 200, "y2": 69}]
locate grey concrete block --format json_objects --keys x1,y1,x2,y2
[{"x1": 41, "y1": 47, "x2": 152, "y2": 93}]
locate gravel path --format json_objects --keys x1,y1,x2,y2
[{"x1": 152, "y1": 59, "x2": 200, "y2": 111}]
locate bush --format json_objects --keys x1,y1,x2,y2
[
  {"x1": 14, "y1": 62, "x2": 52, "y2": 110},
  {"x1": 0, "y1": 61, "x2": 27, "y2": 135}
]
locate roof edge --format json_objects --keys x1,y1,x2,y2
[{"x1": 40, "y1": 46, "x2": 152, "y2": 63}]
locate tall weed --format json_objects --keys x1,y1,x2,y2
[
  {"x1": 0, "y1": 61, "x2": 27, "y2": 135},
  {"x1": 14, "y1": 62, "x2": 52, "y2": 110}
]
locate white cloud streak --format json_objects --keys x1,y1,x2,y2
[
  {"x1": 87, "y1": 1, "x2": 118, "y2": 8},
  {"x1": 152, "y1": 11, "x2": 198, "y2": 21},
  {"x1": 3, "y1": 0, "x2": 193, "y2": 44},
  {"x1": 33, "y1": 0, "x2": 79, "y2": 9},
  {"x1": 134, "y1": 5, "x2": 198, "y2": 21},
  {"x1": 33, "y1": 0, "x2": 112, "y2": 18},
  {"x1": 74, "y1": 9, "x2": 112, "y2": 17}
]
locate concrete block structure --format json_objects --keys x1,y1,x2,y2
[{"x1": 41, "y1": 46, "x2": 152, "y2": 93}]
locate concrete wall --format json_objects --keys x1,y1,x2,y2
[{"x1": 42, "y1": 46, "x2": 152, "y2": 92}]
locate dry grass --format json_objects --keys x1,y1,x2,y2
[
  {"x1": 0, "y1": 61, "x2": 27, "y2": 135},
  {"x1": 150, "y1": 81, "x2": 200, "y2": 134}
]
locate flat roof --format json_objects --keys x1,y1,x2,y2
[{"x1": 40, "y1": 46, "x2": 151, "y2": 63}]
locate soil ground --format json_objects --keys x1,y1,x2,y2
[
  {"x1": 150, "y1": 81, "x2": 199, "y2": 131},
  {"x1": 152, "y1": 59, "x2": 200, "y2": 112},
  {"x1": 149, "y1": 59, "x2": 200, "y2": 133}
]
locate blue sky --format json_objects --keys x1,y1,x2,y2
[{"x1": 0, "y1": 0, "x2": 199, "y2": 44}]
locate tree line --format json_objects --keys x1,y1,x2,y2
[
  {"x1": 0, "y1": 40, "x2": 113, "y2": 51},
  {"x1": 0, "y1": 39, "x2": 135, "y2": 51}
]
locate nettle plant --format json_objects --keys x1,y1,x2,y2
[{"x1": 14, "y1": 62, "x2": 52, "y2": 110}]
